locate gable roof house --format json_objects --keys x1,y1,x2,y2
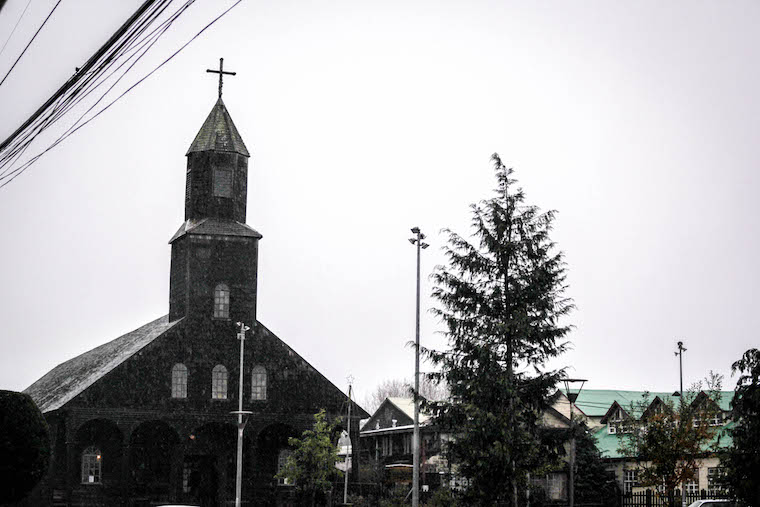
[
  {"x1": 552, "y1": 389, "x2": 734, "y2": 496},
  {"x1": 17, "y1": 92, "x2": 367, "y2": 507}
]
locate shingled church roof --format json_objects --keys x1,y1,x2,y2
[
  {"x1": 24, "y1": 316, "x2": 179, "y2": 413},
  {"x1": 186, "y1": 97, "x2": 249, "y2": 157},
  {"x1": 169, "y1": 217, "x2": 262, "y2": 243}
]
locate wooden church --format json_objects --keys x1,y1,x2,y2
[{"x1": 21, "y1": 70, "x2": 367, "y2": 506}]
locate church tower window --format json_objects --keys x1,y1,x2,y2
[
  {"x1": 214, "y1": 283, "x2": 230, "y2": 319},
  {"x1": 213, "y1": 168, "x2": 233, "y2": 197},
  {"x1": 212, "y1": 365, "x2": 228, "y2": 399},
  {"x1": 251, "y1": 365, "x2": 267, "y2": 400},
  {"x1": 171, "y1": 363, "x2": 188, "y2": 398},
  {"x1": 81, "y1": 446, "x2": 102, "y2": 484}
]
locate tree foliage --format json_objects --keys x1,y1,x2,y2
[
  {"x1": 0, "y1": 390, "x2": 50, "y2": 502},
  {"x1": 363, "y1": 377, "x2": 449, "y2": 414},
  {"x1": 425, "y1": 155, "x2": 573, "y2": 505},
  {"x1": 276, "y1": 409, "x2": 341, "y2": 506},
  {"x1": 619, "y1": 375, "x2": 724, "y2": 493},
  {"x1": 722, "y1": 348, "x2": 760, "y2": 505},
  {"x1": 574, "y1": 424, "x2": 620, "y2": 503}
]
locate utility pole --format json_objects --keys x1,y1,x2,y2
[
  {"x1": 408, "y1": 227, "x2": 428, "y2": 507},
  {"x1": 675, "y1": 341, "x2": 687, "y2": 396},
  {"x1": 232, "y1": 322, "x2": 252, "y2": 507},
  {"x1": 562, "y1": 378, "x2": 587, "y2": 507},
  {"x1": 343, "y1": 378, "x2": 353, "y2": 505}
]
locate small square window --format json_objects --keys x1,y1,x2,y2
[{"x1": 213, "y1": 168, "x2": 233, "y2": 198}]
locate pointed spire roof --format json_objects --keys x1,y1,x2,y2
[{"x1": 186, "y1": 98, "x2": 249, "y2": 157}]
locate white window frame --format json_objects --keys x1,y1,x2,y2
[
  {"x1": 213, "y1": 283, "x2": 230, "y2": 319},
  {"x1": 171, "y1": 363, "x2": 188, "y2": 399},
  {"x1": 684, "y1": 468, "x2": 699, "y2": 494},
  {"x1": 212, "y1": 364, "x2": 228, "y2": 399},
  {"x1": 624, "y1": 469, "x2": 638, "y2": 494},
  {"x1": 251, "y1": 365, "x2": 267, "y2": 401},
  {"x1": 708, "y1": 467, "x2": 726, "y2": 494},
  {"x1": 81, "y1": 446, "x2": 102, "y2": 485}
]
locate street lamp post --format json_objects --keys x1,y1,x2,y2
[
  {"x1": 675, "y1": 341, "x2": 687, "y2": 396},
  {"x1": 232, "y1": 322, "x2": 253, "y2": 507},
  {"x1": 408, "y1": 227, "x2": 428, "y2": 507},
  {"x1": 562, "y1": 378, "x2": 587, "y2": 507}
]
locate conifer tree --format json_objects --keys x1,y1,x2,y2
[
  {"x1": 722, "y1": 348, "x2": 760, "y2": 505},
  {"x1": 425, "y1": 154, "x2": 573, "y2": 505}
]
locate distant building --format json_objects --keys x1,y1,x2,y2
[
  {"x1": 19, "y1": 91, "x2": 366, "y2": 506},
  {"x1": 552, "y1": 389, "x2": 734, "y2": 495},
  {"x1": 359, "y1": 397, "x2": 447, "y2": 490}
]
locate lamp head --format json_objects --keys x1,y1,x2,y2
[
  {"x1": 408, "y1": 238, "x2": 416, "y2": 245},
  {"x1": 411, "y1": 227, "x2": 420, "y2": 234},
  {"x1": 421, "y1": 243, "x2": 429, "y2": 249}
]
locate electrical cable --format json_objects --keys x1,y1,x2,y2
[
  {"x1": 0, "y1": 0, "x2": 63, "y2": 88},
  {"x1": 0, "y1": 0, "x2": 34, "y2": 59},
  {"x1": 0, "y1": 0, "x2": 243, "y2": 188},
  {"x1": 0, "y1": 0, "x2": 177, "y2": 176}
]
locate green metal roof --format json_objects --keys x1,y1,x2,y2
[
  {"x1": 592, "y1": 420, "x2": 735, "y2": 459},
  {"x1": 573, "y1": 390, "x2": 734, "y2": 417}
]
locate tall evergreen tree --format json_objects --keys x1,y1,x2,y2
[
  {"x1": 425, "y1": 154, "x2": 573, "y2": 506},
  {"x1": 722, "y1": 348, "x2": 760, "y2": 505}
]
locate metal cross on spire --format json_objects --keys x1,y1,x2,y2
[{"x1": 206, "y1": 57, "x2": 236, "y2": 99}]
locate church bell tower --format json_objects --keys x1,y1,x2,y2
[{"x1": 168, "y1": 59, "x2": 261, "y2": 325}]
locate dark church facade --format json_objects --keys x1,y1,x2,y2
[{"x1": 20, "y1": 93, "x2": 366, "y2": 506}]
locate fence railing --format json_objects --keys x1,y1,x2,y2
[{"x1": 622, "y1": 489, "x2": 733, "y2": 507}]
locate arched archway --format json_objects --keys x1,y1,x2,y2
[
  {"x1": 73, "y1": 419, "x2": 123, "y2": 497},
  {"x1": 129, "y1": 420, "x2": 180, "y2": 500},
  {"x1": 184, "y1": 422, "x2": 238, "y2": 506},
  {"x1": 255, "y1": 423, "x2": 299, "y2": 487}
]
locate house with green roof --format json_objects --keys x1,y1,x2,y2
[{"x1": 552, "y1": 389, "x2": 734, "y2": 495}]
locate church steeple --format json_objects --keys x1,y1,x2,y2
[
  {"x1": 184, "y1": 97, "x2": 250, "y2": 222},
  {"x1": 169, "y1": 61, "x2": 261, "y2": 324}
]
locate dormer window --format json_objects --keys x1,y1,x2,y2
[
  {"x1": 213, "y1": 168, "x2": 233, "y2": 197},
  {"x1": 608, "y1": 407, "x2": 625, "y2": 434},
  {"x1": 214, "y1": 284, "x2": 230, "y2": 319}
]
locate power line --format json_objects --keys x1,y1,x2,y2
[
  {"x1": 0, "y1": 0, "x2": 63, "y2": 88},
  {"x1": 0, "y1": 0, "x2": 173, "y2": 178},
  {"x1": 0, "y1": 0, "x2": 34, "y2": 59},
  {"x1": 0, "y1": 0, "x2": 243, "y2": 189}
]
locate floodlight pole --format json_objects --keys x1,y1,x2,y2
[
  {"x1": 408, "y1": 227, "x2": 428, "y2": 507},
  {"x1": 562, "y1": 378, "x2": 587, "y2": 507},
  {"x1": 675, "y1": 341, "x2": 687, "y2": 396},
  {"x1": 343, "y1": 380, "x2": 353, "y2": 504},
  {"x1": 233, "y1": 322, "x2": 252, "y2": 507}
]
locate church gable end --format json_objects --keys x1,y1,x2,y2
[{"x1": 18, "y1": 70, "x2": 367, "y2": 507}]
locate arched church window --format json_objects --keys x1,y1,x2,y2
[
  {"x1": 212, "y1": 365, "x2": 228, "y2": 399},
  {"x1": 251, "y1": 365, "x2": 267, "y2": 400},
  {"x1": 214, "y1": 283, "x2": 230, "y2": 319},
  {"x1": 81, "y1": 446, "x2": 102, "y2": 484},
  {"x1": 171, "y1": 363, "x2": 188, "y2": 398}
]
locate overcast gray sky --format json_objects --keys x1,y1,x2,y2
[{"x1": 0, "y1": 0, "x2": 758, "y2": 404}]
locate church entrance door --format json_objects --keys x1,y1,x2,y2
[{"x1": 185, "y1": 455, "x2": 218, "y2": 507}]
